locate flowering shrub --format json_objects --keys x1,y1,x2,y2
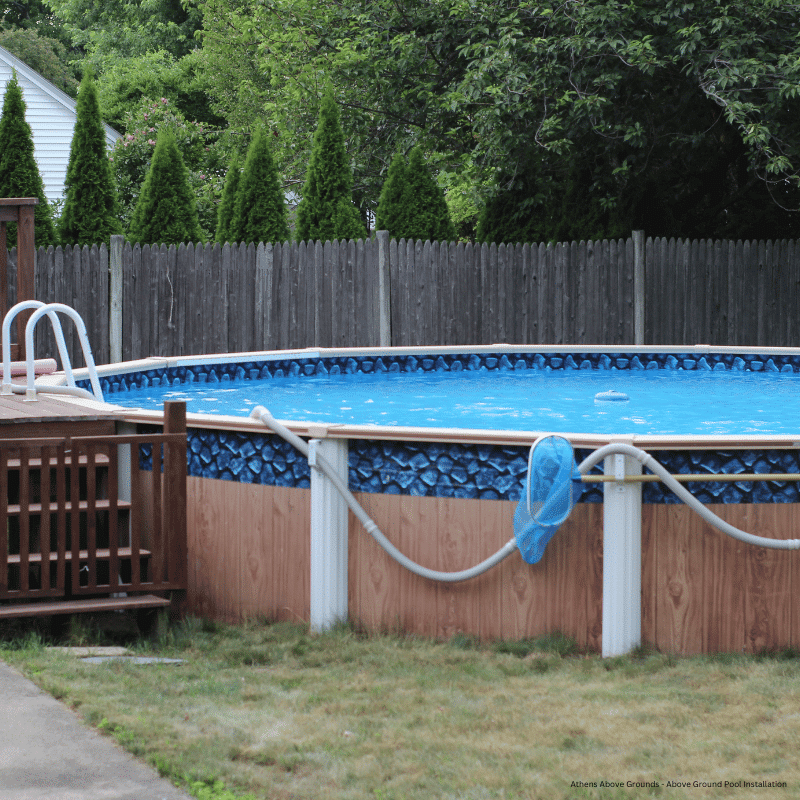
[{"x1": 111, "y1": 97, "x2": 227, "y2": 238}]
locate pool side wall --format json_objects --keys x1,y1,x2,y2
[
  {"x1": 180, "y1": 477, "x2": 800, "y2": 654},
  {"x1": 109, "y1": 347, "x2": 800, "y2": 655}
]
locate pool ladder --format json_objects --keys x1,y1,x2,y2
[{"x1": 0, "y1": 301, "x2": 104, "y2": 402}]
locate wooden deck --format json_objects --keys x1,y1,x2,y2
[{"x1": 0, "y1": 392, "x2": 116, "y2": 439}]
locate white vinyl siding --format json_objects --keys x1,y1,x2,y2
[{"x1": 0, "y1": 45, "x2": 120, "y2": 205}]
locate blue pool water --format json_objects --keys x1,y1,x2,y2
[{"x1": 109, "y1": 368, "x2": 800, "y2": 435}]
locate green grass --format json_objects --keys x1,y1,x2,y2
[{"x1": 2, "y1": 618, "x2": 800, "y2": 799}]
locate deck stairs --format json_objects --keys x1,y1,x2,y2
[{"x1": 0, "y1": 404, "x2": 187, "y2": 620}]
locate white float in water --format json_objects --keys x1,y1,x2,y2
[{"x1": 594, "y1": 389, "x2": 630, "y2": 402}]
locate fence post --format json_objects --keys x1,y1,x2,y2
[
  {"x1": 109, "y1": 235, "x2": 124, "y2": 363},
  {"x1": 376, "y1": 230, "x2": 392, "y2": 347},
  {"x1": 255, "y1": 242, "x2": 273, "y2": 350},
  {"x1": 633, "y1": 230, "x2": 645, "y2": 345}
]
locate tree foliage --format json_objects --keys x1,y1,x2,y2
[
  {"x1": 127, "y1": 128, "x2": 201, "y2": 245},
  {"x1": 401, "y1": 147, "x2": 455, "y2": 243},
  {"x1": 198, "y1": 0, "x2": 800, "y2": 241},
  {"x1": 375, "y1": 153, "x2": 406, "y2": 237},
  {"x1": 0, "y1": 0, "x2": 73, "y2": 47},
  {"x1": 0, "y1": 73, "x2": 55, "y2": 246},
  {"x1": 96, "y1": 50, "x2": 222, "y2": 134},
  {"x1": 110, "y1": 97, "x2": 226, "y2": 237},
  {"x1": 215, "y1": 152, "x2": 239, "y2": 245},
  {"x1": 0, "y1": 27, "x2": 78, "y2": 96},
  {"x1": 229, "y1": 127, "x2": 289, "y2": 245},
  {"x1": 376, "y1": 148, "x2": 455, "y2": 242},
  {"x1": 59, "y1": 70, "x2": 121, "y2": 245},
  {"x1": 45, "y1": 0, "x2": 203, "y2": 65},
  {"x1": 295, "y1": 90, "x2": 365, "y2": 242}
]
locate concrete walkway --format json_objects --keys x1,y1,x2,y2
[{"x1": 0, "y1": 660, "x2": 194, "y2": 800}]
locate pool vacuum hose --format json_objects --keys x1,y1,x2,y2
[{"x1": 250, "y1": 407, "x2": 800, "y2": 584}]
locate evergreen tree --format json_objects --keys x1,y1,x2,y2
[
  {"x1": 128, "y1": 129, "x2": 202, "y2": 245},
  {"x1": 59, "y1": 70, "x2": 121, "y2": 245},
  {"x1": 375, "y1": 152, "x2": 406, "y2": 237},
  {"x1": 215, "y1": 151, "x2": 240, "y2": 244},
  {"x1": 400, "y1": 147, "x2": 455, "y2": 243},
  {"x1": 0, "y1": 74, "x2": 56, "y2": 247},
  {"x1": 295, "y1": 90, "x2": 364, "y2": 242},
  {"x1": 229, "y1": 128, "x2": 289, "y2": 245}
]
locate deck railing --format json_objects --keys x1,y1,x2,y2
[{"x1": 0, "y1": 402, "x2": 187, "y2": 614}]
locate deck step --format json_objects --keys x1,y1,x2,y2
[
  {"x1": 6, "y1": 547, "x2": 151, "y2": 564},
  {"x1": 0, "y1": 594, "x2": 171, "y2": 618}
]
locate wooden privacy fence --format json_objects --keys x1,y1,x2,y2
[{"x1": 5, "y1": 232, "x2": 800, "y2": 366}]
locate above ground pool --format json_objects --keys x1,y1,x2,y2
[
  {"x1": 88, "y1": 346, "x2": 800, "y2": 654},
  {"x1": 102, "y1": 348, "x2": 800, "y2": 437}
]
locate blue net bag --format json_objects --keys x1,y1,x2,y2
[{"x1": 513, "y1": 435, "x2": 581, "y2": 564}]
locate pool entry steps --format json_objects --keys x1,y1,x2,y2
[{"x1": 252, "y1": 407, "x2": 800, "y2": 657}]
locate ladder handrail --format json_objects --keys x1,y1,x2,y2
[
  {"x1": 0, "y1": 301, "x2": 104, "y2": 402},
  {"x1": 2, "y1": 301, "x2": 74, "y2": 393},
  {"x1": 24, "y1": 304, "x2": 103, "y2": 401}
]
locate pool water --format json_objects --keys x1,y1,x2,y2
[{"x1": 110, "y1": 368, "x2": 800, "y2": 436}]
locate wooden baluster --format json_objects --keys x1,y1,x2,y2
[
  {"x1": 150, "y1": 439, "x2": 162, "y2": 585},
  {"x1": 107, "y1": 445, "x2": 119, "y2": 589},
  {"x1": 19, "y1": 447, "x2": 29, "y2": 594},
  {"x1": 55, "y1": 442, "x2": 66, "y2": 594},
  {"x1": 86, "y1": 443, "x2": 97, "y2": 589},
  {"x1": 0, "y1": 448, "x2": 7, "y2": 597},
  {"x1": 70, "y1": 441, "x2": 80, "y2": 591},
  {"x1": 39, "y1": 445, "x2": 51, "y2": 594}
]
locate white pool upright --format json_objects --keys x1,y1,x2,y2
[
  {"x1": 308, "y1": 437, "x2": 349, "y2": 632},
  {"x1": 601, "y1": 440, "x2": 643, "y2": 658}
]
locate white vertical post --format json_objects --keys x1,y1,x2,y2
[
  {"x1": 602, "y1": 444, "x2": 642, "y2": 657},
  {"x1": 309, "y1": 437, "x2": 349, "y2": 632}
]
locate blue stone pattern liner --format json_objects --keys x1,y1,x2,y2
[
  {"x1": 136, "y1": 429, "x2": 800, "y2": 506},
  {"x1": 111, "y1": 350, "x2": 800, "y2": 505}
]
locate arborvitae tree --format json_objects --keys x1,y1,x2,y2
[
  {"x1": 375, "y1": 152, "x2": 406, "y2": 237},
  {"x1": 295, "y1": 90, "x2": 364, "y2": 242},
  {"x1": 230, "y1": 128, "x2": 289, "y2": 244},
  {"x1": 0, "y1": 74, "x2": 56, "y2": 247},
  {"x1": 400, "y1": 147, "x2": 456, "y2": 243},
  {"x1": 215, "y1": 151, "x2": 240, "y2": 244},
  {"x1": 59, "y1": 70, "x2": 122, "y2": 245},
  {"x1": 128, "y1": 129, "x2": 202, "y2": 245}
]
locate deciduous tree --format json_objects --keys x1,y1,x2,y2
[{"x1": 198, "y1": 0, "x2": 800, "y2": 240}]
